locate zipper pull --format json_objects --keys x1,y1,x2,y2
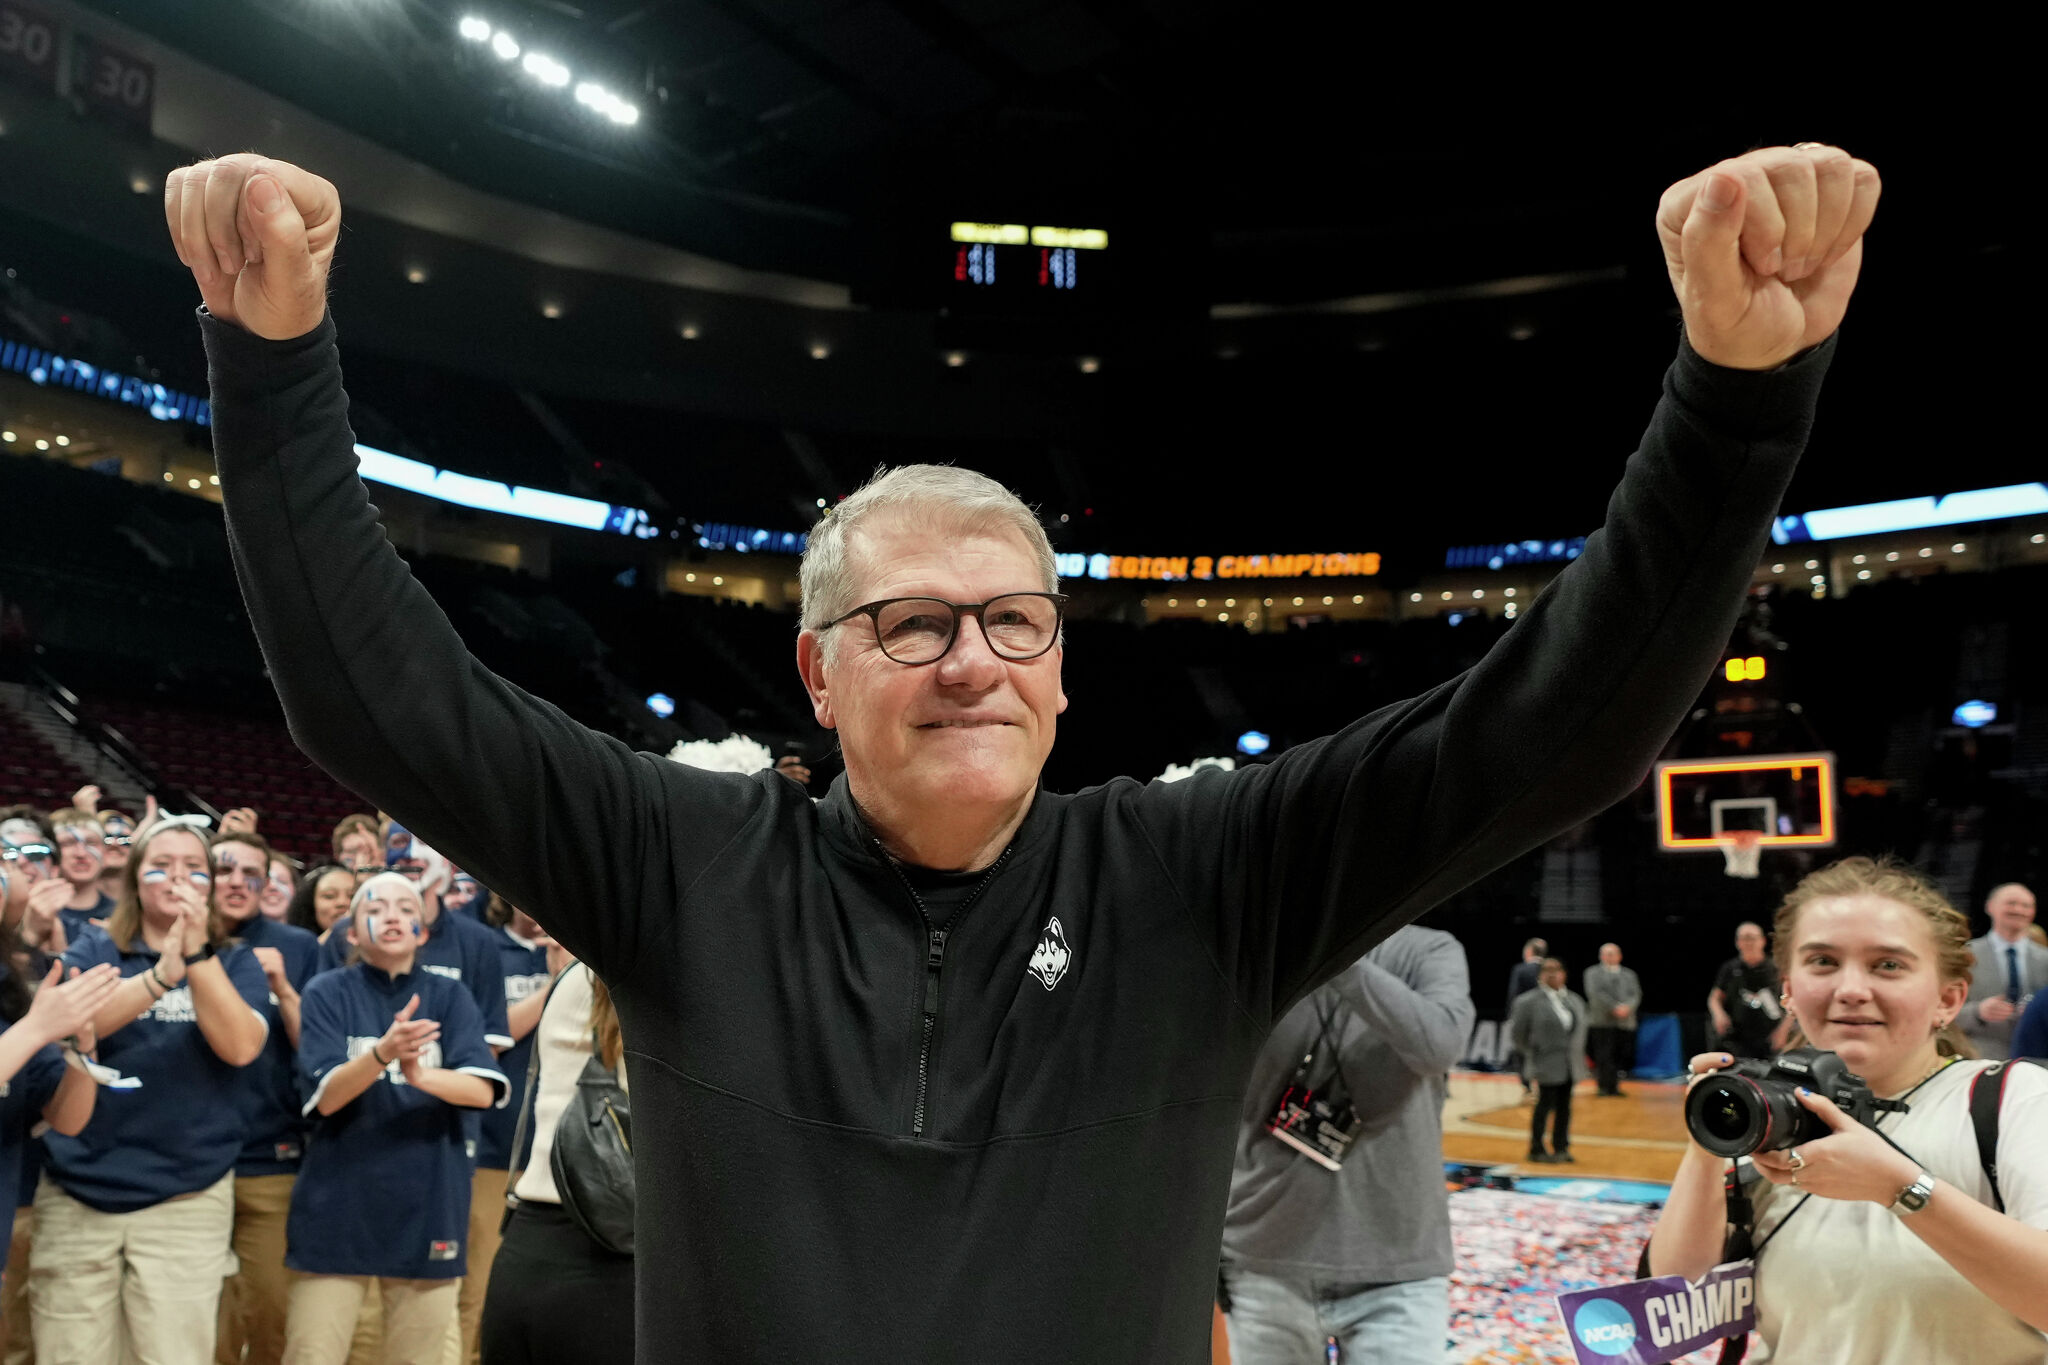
[{"x1": 924, "y1": 929, "x2": 947, "y2": 1014}]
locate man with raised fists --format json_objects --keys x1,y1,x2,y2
[{"x1": 163, "y1": 144, "x2": 1876, "y2": 1363}]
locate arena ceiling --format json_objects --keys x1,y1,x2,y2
[{"x1": 20, "y1": 10, "x2": 2035, "y2": 548}]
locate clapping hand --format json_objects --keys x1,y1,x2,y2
[
  {"x1": 24, "y1": 879, "x2": 71, "y2": 947},
  {"x1": 1656, "y1": 144, "x2": 1881, "y2": 371},
  {"x1": 251, "y1": 946, "x2": 291, "y2": 996},
  {"x1": 25, "y1": 961, "x2": 122, "y2": 1049},
  {"x1": 377, "y1": 994, "x2": 441, "y2": 1080}
]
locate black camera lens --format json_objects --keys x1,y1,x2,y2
[{"x1": 1684, "y1": 1074, "x2": 1815, "y2": 1158}]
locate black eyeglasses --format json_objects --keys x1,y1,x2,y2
[{"x1": 819, "y1": 593, "x2": 1067, "y2": 665}]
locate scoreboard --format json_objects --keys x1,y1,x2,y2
[{"x1": 946, "y1": 222, "x2": 1109, "y2": 311}]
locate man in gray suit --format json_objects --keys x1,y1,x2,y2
[
  {"x1": 1509, "y1": 958, "x2": 1587, "y2": 1164},
  {"x1": 1961, "y1": 883, "x2": 2045, "y2": 1060},
  {"x1": 1583, "y1": 942, "x2": 1642, "y2": 1097}
]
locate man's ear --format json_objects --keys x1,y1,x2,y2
[{"x1": 797, "y1": 631, "x2": 837, "y2": 730}]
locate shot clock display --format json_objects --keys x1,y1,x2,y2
[{"x1": 946, "y1": 222, "x2": 1109, "y2": 311}]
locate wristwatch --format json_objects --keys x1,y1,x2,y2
[
  {"x1": 1890, "y1": 1170, "x2": 1936, "y2": 1216},
  {"x1": 186, "y1": 941, "x2": 217, "y2": 964}
]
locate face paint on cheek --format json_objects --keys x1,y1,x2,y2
[{"x1": 141, "y1": 868, "x2": 171, "y2": 884}]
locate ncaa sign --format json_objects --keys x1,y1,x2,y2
[{"x1": 1572, "y1": 1298, "x2": 1638, "y2": 1357}]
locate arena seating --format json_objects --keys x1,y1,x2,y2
[{"x1": 81, "y1": 697, "x2": 370, "y2": 862}]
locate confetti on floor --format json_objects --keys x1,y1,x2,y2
[{"x1": 1448, "y1": 1187, "x2": 1729, "y2": 1364}]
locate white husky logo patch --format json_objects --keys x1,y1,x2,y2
[{"x1": 1026, "y1": 916, "x2": 1071, "y2": 991}]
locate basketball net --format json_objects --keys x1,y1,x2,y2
[{"x1": 1720, "y1": 830, "x2": 1763, "y2": 880}]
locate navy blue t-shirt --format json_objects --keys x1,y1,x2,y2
[
  {"x1": 317, "y1": 908, "x2": 511, "y2": 1050},
  {"x1": 477, "y1": 930, "x2": 550, "y2": 1171},
  {"x1": 288, "y1": 964, "x2": 508, "y2": 1278},
  {"x1": 57, "y1": 893, "x2": 115, "y2": 951},
  {"x1": 0, "y1": 1015, "x2": 67, "y2": 1257},
  {"x1": 226, "y1": 916, "x2": 325, "y2": 1176},
  {"x1": 47, "y1": 927, "x2": 271, "y2": 1212}
]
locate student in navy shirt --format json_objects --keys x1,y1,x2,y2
[
  {"x1": 0, "y1": 937, "x2": 121, "y2": 1323},
  {"x1": 93, "y1": 806, "x2": 138, "y2": 904},
  {"x1": 51, "y1": 811, "x2": 117, "y2": 950},
  {"x1": 33, "y1": 820, "x2": 270, "y2": 1365},
  {"x1": 285, "y1": 864, "x2": 357, "y2": 941},
  {"x1": 285, "y1": 873, "x2": 506, "y2": 1365},
  {"x1": 2, "y1": 812, "x2": 71, "y2": 959},
  {"x1": 457, "y1": 895, "x2": 551, "y2": 1361},
  {"x1": 315, "y1": 826, "x2": 510, "y2": 1052},
  {"x1": 211, "y1": 830, "x2": 323, "y2": 1365}
]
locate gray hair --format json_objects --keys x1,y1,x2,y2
[{"x1": 799, "y1": 465, "x2": 1057, "y2": 646}]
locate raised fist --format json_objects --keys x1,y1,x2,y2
[
  {"x1": 1657, "y1": 144, "x2": 1881, "y2": 371},
  {"x1": 163, "y1": 155, "x2": 340, "y2": 341}
]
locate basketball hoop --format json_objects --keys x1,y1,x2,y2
[{"x1": 1720, "y1": 830, "x2": 1764, "y2": 879}]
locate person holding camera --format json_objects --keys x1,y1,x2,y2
[{"x1": 1649, "y1": 858, "x2": 2048, "y2": 1363}]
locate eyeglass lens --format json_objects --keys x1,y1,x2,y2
[{"x1": 873, "y1": 595, "x2": 1059, "y2": 663}]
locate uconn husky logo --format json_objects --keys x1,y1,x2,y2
[{"x1": 1026, "y1": 917, "x2": 1071, "y2": 991}]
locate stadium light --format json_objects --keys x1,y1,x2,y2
[
  {"x1": 490, "y1": 31, "x2": 519, "y2": 60},
  {"x1": 458, "y1": 15, "x2": 490, "y2": 41},
  {"x1": 522, "y1": 52, "x2": 571, "y2": 87}
]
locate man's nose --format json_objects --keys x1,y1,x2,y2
[{"x1": 937, "y1": 615, "x2": 1005, "y2": 685}]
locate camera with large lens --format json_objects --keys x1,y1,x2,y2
[{"x1": 1684, "y1": 1047, "x2": 1890, "y2": 1158}]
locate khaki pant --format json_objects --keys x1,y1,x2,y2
[
  {"x1": 216, "y1": 1175, "x2": 294, "y2": 1365},
  {"x1": 3, "y1": 1206, "x2": 34, "y2": 1365},
  {"x1": 29, "y1": 1174, "x2": 237, "y2": 1365},
  {"x1": 453, "y1": 1172, "x2": 506, "y2": 1365},
  {"x1": 281, "y1": 1279, "x2": 455, "y2": 1365}
]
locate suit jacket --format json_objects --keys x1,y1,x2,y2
[
  {"x1": 1505, "y1": 959, "x2": 1542, "y2": 1020},
  {"x1": 1509, "y1": 987, "x2": 1588, "y2": 1087},
  {"x1": 1583, "y1": 964, "x2": 1643, "y2": 1032},
  {"x1": 1962, "y1": 932, "x2": 2048, "y2": 1060}
]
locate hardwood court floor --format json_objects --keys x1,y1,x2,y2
[{"x1": 1440, "y1": 1070, "x2": 1690, "y2": 1183}]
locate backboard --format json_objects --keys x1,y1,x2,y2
[{"x1": 1654, "y1": 752, "x2": 1837, "y2": 851}]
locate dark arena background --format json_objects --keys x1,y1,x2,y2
[{"x1": 0, "y1": 7, "x2": 2034, "y2": 1361}]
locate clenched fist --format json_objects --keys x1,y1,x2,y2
[
  {"x1": 163, "y1": 155, "x2": 340, "y2": 341},
  {"x1": 1658, "y1": 144, "x2": 1880, "y2": 371}
]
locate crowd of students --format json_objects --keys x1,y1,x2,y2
[{"x1": 0, "y1": 791, "x2": 626, "y2": 1365}]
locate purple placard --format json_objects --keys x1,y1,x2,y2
[{"x1": 1556, "y1": 1260, "x2": 1755, "y2": 1365}]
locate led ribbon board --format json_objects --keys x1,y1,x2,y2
[
  {"x1": 1655, "y1": 752, "x2": 1837, "y2": 851},
  {"x1": 353, "y1": 445, "x2": 650, "y2": 536},
  {"x1": 1772, "y1": 484, "x2": 2048, "y2": 544}
]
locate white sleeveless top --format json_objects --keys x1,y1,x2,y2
[{"x1": 511, "y1": 962, "x2": 627, "y2": 1205}]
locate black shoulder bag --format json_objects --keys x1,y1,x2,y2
[{"x1": 503, "y1": 963, "x2": 636, "y2": 1256}]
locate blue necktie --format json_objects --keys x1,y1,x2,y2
[{"x1": 2009, "y1": 945, "x2": 2024, "y2": 1004}]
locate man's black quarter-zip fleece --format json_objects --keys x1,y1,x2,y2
[{"x1": 203, "y1": 308, "x2": 1833, "y2": 1362}]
